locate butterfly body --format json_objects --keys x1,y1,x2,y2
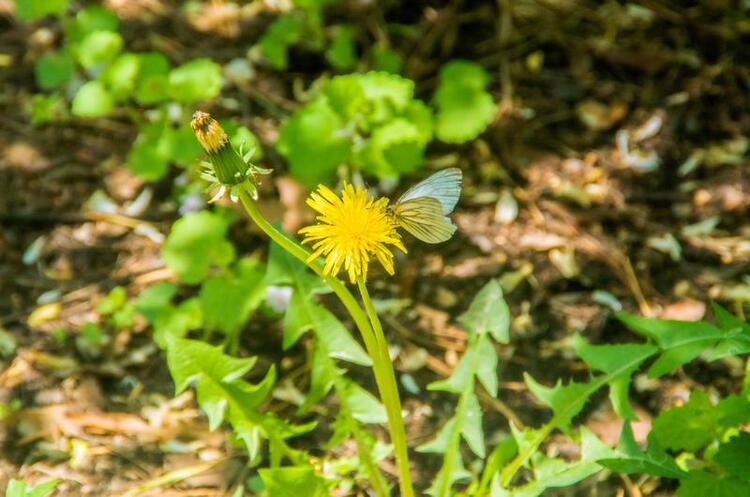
[{"x1": 388, "y1": 168, "x2": 462, "y2": 244}]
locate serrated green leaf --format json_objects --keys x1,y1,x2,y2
[
  {"x1": 573, "y1": 334, "x2": 656, "y2": 419},
  {"x1": 714, "y1": 432, "x2": 750, "y2": 481},
  {"x1": 277, "y1": 98, "x2": 351, "y2": 187},
  {"x1": 258, "y1": 466, "x2": 328, "y2": 497},
  {"x1": 458, "y1": 279, "x2": 509, "y2": 343},
  {"x1": 524, "y1": 374, "x2": 591, "y2": 430},
  {"x1": 652, "y1": 390, "x2": 716, "y2": 452},
  {"x1": 676, "y1": 470, "x2": 747, "y2": 497},
  {"x1": 597, "y1": 422, "x2": 685, "y2": 478},
  {"x1": 617, "y1": 312, "x2": 725, "y2": 377},
  {"x1": 425, "y1": 451, "x2": 472, "y2": 497},
  {"x1": 168, "y1": 58, "x2": 223, "y2": 103},
  {"x1": 502, "y1": 428, "x2": 613, "y2": 497},
  {"x1": 72, "y1": 81, "x2": 114, "y2": 117},
  {"x1": 161, "y1": 211, "x2": 235, "y2": 284},
  {"x1": 434, "y1": 60, "x2": 495, "y2": 143},
  {"x1": 35, "y1": 51, "x2": 74, "y2": 89},
  {"x1": 708, "y1": 303, "x2": 750, "y2": 360},
  {"x1": 165, "y1": 338, "x2": 308, "y2": 461}
]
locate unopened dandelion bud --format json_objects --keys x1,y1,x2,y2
[
  {"x1": 191, "y1": 110, "x2": 247, "y2": 186},
  {"x1": 191, "y1": 110, "x2": 270, "y2": 203}
]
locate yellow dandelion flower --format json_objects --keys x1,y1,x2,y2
[{"x1": 300, "y1": 183, "x2": 407, "y2": 283}]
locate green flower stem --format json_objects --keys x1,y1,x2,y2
[
  {"x1": 237, "y1": 188, "x2": 415, "y2": 497},
  {"x1": 357, "y1": 278, "x2": 414, "y2": 497}
]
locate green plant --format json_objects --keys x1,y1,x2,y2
[
  {"x1": 133, "y1": 114, "x2": 750, "y2": 497},
  {"x1": 4, "y1": 479, "x2": 59, "y2": 497}
]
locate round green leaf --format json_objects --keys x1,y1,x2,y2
[
  {"x1": 76, "y1": 30, "x2": 123, "y2": 68},
  {"x1": 71, "y1": 81, "x2": 114, "y2": 117},
  {"x1": 167, "y1": 58, "x2": 223, "y2": 103},
  {"x1": 35, "y1": 51, "x2": 74, "y2": 89}
]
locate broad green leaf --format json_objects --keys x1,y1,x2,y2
[
  {"x1": 715, "y1": 394, "x2": 750, "y2": 429},
  {"x1": 573, "y1": 334, "x2": 656, "y2": 419},
  {"x1": 265, "y1": 242, "x2": 328, "y2": 296},
  {"x1": 326, "y1": 25, "x2": 356, "y2": 70},
  {"x1": 338, "y1": 378, "x2": 387, "y2": 424},
  {"x1": 15, "y1": 0, "x2": 68, "y2": 20},
  {"x1": 161, "y1": 211, "x2": 235, "y2": 284},
  {"x1": 30, "y1": 93, "x2": 68, "y2": 125},
  {"x1": 134, "y1": 282, "x2": 178, "y2": 321},
  {"x1": 257, "y1": 14, "x2": 304, "y2": 69},
  {"x1": 676, "y1": 470, "x2": 747, "y2": 497},
  {"x1": 35, "y1": 51, "x2": 74, "y2": 89},
  {"x1": 651, "y1": 390, "x2": 716, "y2": 452},
  {"x1": 101, "y1": 53, "x2": 140, "y2": 100},
  {"x1": 286, "y1": 293, "x2": 370, "y2": 366},
  {"x1": 258, "y1": 466, "x2": 328, "y2": 497},
  {"x1": 434, "y1": 60, "x2": 495, "y2": 143},
  {"x1": 476, "y1": 333, "x2": 499, "y2": 396},
  {"x1": 168, "y1": 58, "x2": 223, "y2": 103},
  {"x1": 71, "y1": 81, "x2": 114, "y2": 117},
  {"x1": 372, "y1": 45, "x2": 402, "y2": 74},
  {"x1": 714, "y1": 432, "x2": 750, "y2": 481},
  {"x1": 76, "y1": 30, "x2": 123, "y2": 68},
  {"x1": 428, "y1": 344, "x2": 477, "y2": 393},
  {"x1": 356, "y1": 71, "x2": 414, "y2": 126},
  {"x1": 524, "y1": 374, "x2": 591, "y2": 430},
  {"x1": 277, "y1": 98, "x2": 351, "y2": 187},
  {"x1": 617, "y1": 312, "x2": 724, "y2": 377},
  {"x1": 299, "y1": 339, "x2": 335, "y2": 413},
  {"x1": 458, "y1": 279, "x2": 509, "y2": 343},
  {"x1": 323, "y1": 75, "x2": 367, "y2": 121},
  {"x1": 200, "y1": 258, "x2": 266, "y2": 337},
  {"x1": 23, "y1": 480, "x2": 59, "y2": 497},
  {"x1": 357, "y1": 118, "x2": 424, "y2": 177},
  {"x1": 461, "y1": 390, "x2": 485, "y2": 458},
  {"x1": 65, "y1": 6, "x2": 118, "y2": 43},
  {"x1": 417, "y1": 417, "x2": 456, "y2": 454},
  {"x1": 598, "y1": 422, "x2": 684, "y2": 478},
  {"x1": 135, "y1": 52, "x2": 170, "y2": 104},
  {"x1": 5, "y1": 479, "x2": 27, "y2": 497},
  {"x1": 266, "y1": 242, "x2": 369, "y2": 365}
]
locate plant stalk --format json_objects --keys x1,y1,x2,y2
[
  {"x1": 357, "y1": 278, "x2": 414, "y2": 497},
  {"x1": 237, "y1": 188, "x2": 415, "y2": 497}
]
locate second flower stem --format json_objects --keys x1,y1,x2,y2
[{"x1": 358, "y1": 278, "x2": 413, "y2": 497}]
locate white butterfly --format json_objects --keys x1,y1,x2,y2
[{"x1": 388, "y1": 168, "x2": 462, "y2": 244}]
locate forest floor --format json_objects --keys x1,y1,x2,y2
[{"x1": 2, "y1": 1, "x2": 750, "y2": 496}]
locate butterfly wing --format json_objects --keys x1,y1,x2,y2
[
  {"x1": 391, "y1": 197, "x2": 457, "y2": 244},
  {"x1": 397, "y1": 168, "x2": 462, "y2": 214}
]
